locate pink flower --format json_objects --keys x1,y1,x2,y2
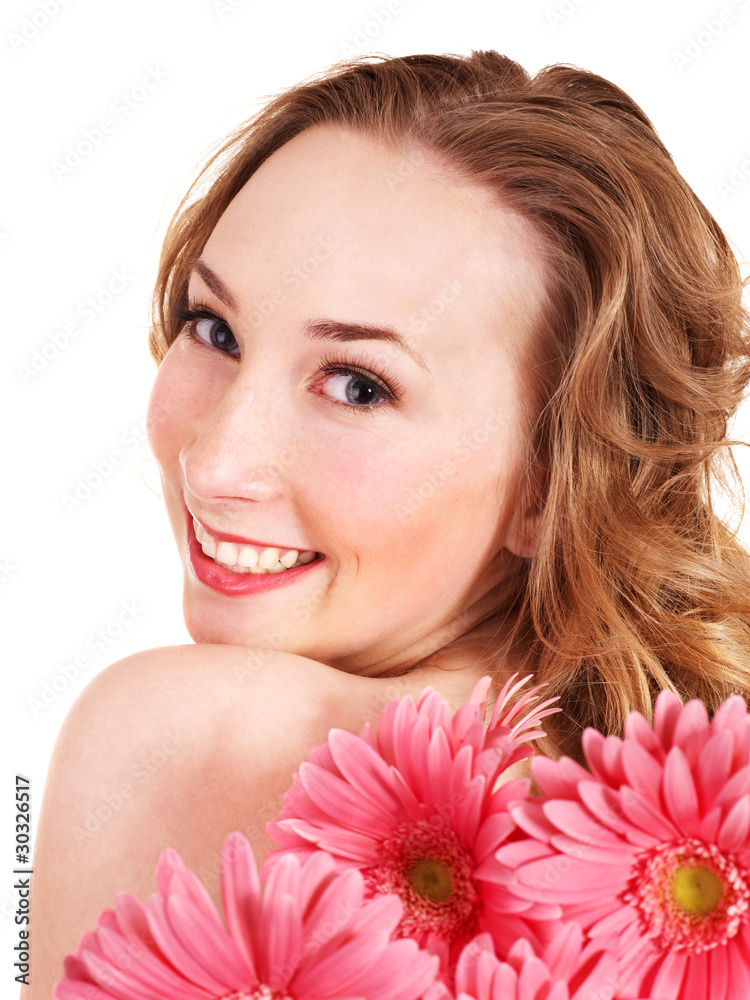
[
  {"x1": 426, "y1": 925, "x2": 625, "y2": 1000},
  {"x1": 496, "y1": 690, "x2": 750, "y2": 999},
  {"x1": 264, "y1": 676, "x2": 561, "y2": 967},
  {"x1": 55, "y1": 832, "x2": 438, "y2": 1000}
]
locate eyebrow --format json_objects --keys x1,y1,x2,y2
[
  {"x1": 187, "y1": 258, "x2": 431, "y2": 374},
  {"x1": 186, "y1": 258, "x2": 239, "y2": 313},
  {"x1": 302, "y1": 319, "x2": 430, "y2": 373}
]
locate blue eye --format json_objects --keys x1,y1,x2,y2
[
  {"x1": 173, "y1": 305, "x2": 240, "y2": 356},
  {"x1": 314, "y1": 354, "x2": 398, "y2": 414},
  {"x1": 170, "y1": 302, "x2": 404, "y2": 415}
]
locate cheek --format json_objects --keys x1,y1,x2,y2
[
  {"x1": 310, "y1": 442, "x2": 403, "y2": 529},
  {"x1": 146, "y1": 350, "x2": 202, "y2": 462},
  {"x1": 309, "y1": 428, "x2": 504, "y2": 558}
]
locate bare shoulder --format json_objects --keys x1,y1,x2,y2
[
  {"x1": 25, "y1": 644, "x2": 374, "y2": 1000},
  {"x1": 37, "y1": 642, "x2": 371, "y2": 868},
  {"x1": 68, "y1": 641, "x2": 368, "y2": 744},
  {"x1": 41, "y1": 643, "x2": 365, "y2": 842},
  {"x1": 74, "y1": 639, "x2": 360, "y2": 710}
]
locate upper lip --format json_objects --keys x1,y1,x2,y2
[{"x1": 186, "y1": 504, "x2": 318, "y2": 553}]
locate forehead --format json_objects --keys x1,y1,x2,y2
[{"x1": 200, "y1": 124, "x2": 548, "y2": 391}]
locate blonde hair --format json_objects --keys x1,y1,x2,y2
[{"x1": 149, "y1": 51, "x2": 750, "y2": 761}]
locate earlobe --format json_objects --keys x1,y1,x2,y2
[{"x1": 505, "y1": 506, "x2": 541, "y2": 559}]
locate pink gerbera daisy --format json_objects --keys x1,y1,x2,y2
[
  {"x1": 427, "y1": 925, "x2": 626, "y2": 1000},
  {"x1": 55, "y1": 832, "x2": 438, "y2": 1000},
  {"x1": 264, "y1": 675, "x2": 562, "y2": 967},
  {"x1": 495, "y1": 690, "x2": 750, "y2": 999}
]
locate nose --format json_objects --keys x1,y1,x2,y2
[{"x1": 181, "y1": 370, "x2": 287, "y2": 504}]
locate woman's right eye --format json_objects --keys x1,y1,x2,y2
[{"x1": 173, "y1": 306, "x2": 240, "y2": 357}]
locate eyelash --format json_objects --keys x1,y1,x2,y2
[{"x1": 171, "y1": 301, "x2": 405, "y2": 415}]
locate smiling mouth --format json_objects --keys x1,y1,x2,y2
[{"x1": 192, "y1": 518, "x2": 322, "y2": 575}]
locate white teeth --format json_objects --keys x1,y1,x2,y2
[
  {"x1": 215, "y1": 541, "x2": 239, "y2": 565},
  {"x1": 192, "y1": 517, "x2": 319, "y2": 575},
  {"x1": 237, "y1": 546, "x2": 259, "y2": 568},
  {"x1": 258, "y1": 547, "x2": 280, "y2": 569}
]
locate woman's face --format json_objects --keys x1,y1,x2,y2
[{"x1": 147, "y1": 124, "x2": 548, "y2": 676}]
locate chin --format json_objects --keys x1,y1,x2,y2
[
  {"x1": 182, "y1": 602, "x2": 229, "y2": 646},
  {"x1": 183, "y1": 602, "x2": 274, "y2": 651}
]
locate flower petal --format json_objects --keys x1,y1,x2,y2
[
  {"x1": 662, "y1": 746, "x2": 700, "y2": 836},
  {"x1": 650, "y1": 948, "x2": 687, "y2": 1000},
  {"x1": 146, "y1": 896, "x2": 231, "y2": 994},
  {"x1": 717, "y1": 794, "x2": 750, "y2": 852},
  {"x1": 264, "y1": 892, "x2": 302, "y2": 991},
  {"x1": 706, "y1": 944, "x2": 729, "y2": 1000},
  {"x1": 292, "y1": 929, "x2": 389, "y2": 997},
  {"x1": 653, "y1": 690, "x2": 684, "y2": 750},
  {"x1": 697, "y1": 730, "x2": 734, "y2": 813},
  {"x1": 297, "y1": 761, "x2": 396, "y2": 836},
  {"x1": 542, "y1": 799, "x2": 622, "y2": 847},
  {"x1": 221, "y1": 832, "x2": 261, "y2": 977},
  {"x1": 327, "y1": 729, "x2": 402, "y2": 809}
]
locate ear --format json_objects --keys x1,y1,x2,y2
[{"x1": 504, "y1": 504, "x2": 542, "y2": 559}]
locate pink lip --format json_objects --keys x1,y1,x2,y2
[
  {"x1": 183, "y1": 503, "x2": 325, "y2": 597},
  {"x1": 185, "y1": 502, "x2": 318, "y2": 554}
]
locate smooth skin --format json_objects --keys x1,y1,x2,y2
[{"x1": 25, "y1": 125, "x2": 549, "y2": 998}]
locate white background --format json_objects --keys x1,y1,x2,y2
[{"x1": 2, "y1": 0, "x2": 749, "y2": 962}]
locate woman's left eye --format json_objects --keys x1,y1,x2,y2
[
  {"x1": 313, "y1": 356, "x2": 399, "y2": 415},
  {"x1": 320, "y1": 365, "x2": 388, "y2": 410},
  {"x1": 173, "y1": 306, "x2": 240, "y2": 356}
]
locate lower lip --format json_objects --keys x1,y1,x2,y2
[{"x1": 186, "y1": 519, "x2": 325, "y2": 596}]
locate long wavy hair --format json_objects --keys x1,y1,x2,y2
[{"x1": 148, "y1": 50, "x2": 750, "y2": 762}]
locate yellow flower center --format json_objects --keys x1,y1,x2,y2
[
  {"x1": 363, "y1": 815, "x2": 480, "y2": 941},
  {"x1": 672, "y1": 865, "x2": 724, "y2": 916},
  {"x1": 407, "y1": 858, "x2": 453, "y2": 903},
  {"x1": 624, "y1": 837, "x2": 750, "y2": 953}
]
